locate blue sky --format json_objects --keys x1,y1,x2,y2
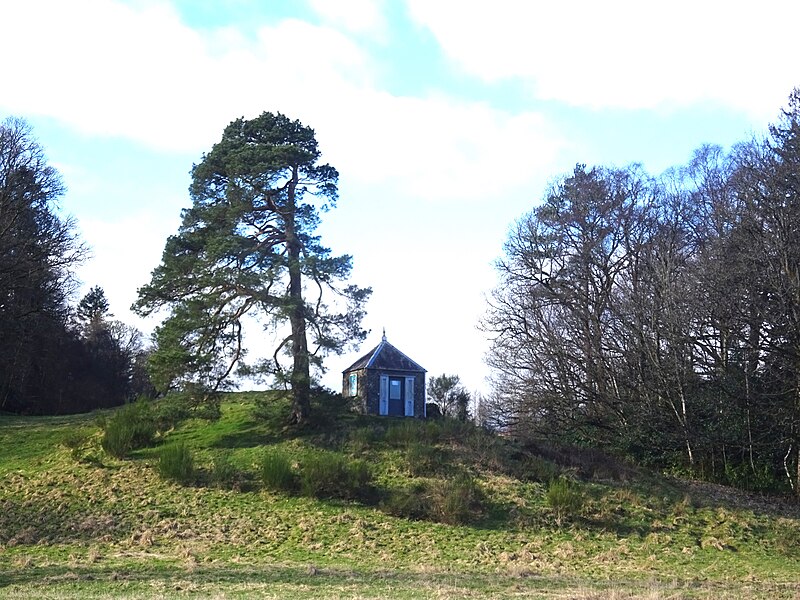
[{"x1": 1, "y1": 0, "x2": 797, "y2": 395}]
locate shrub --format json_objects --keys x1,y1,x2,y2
[
  {"x1": 101, "y1": 400, "x2": 156, "y2": 458},
  {"x1": 61, "y1": 429, "x2": 91, "y2": 461},
  {"x1": 385, "y1": 420, "x2": 422, "y2": 446},
  {"x1": 299, "y1": 452, "x2": 372, "y2": 501},
  {"x1": 152, "y1": 396, "x2": 191, "y2": 433},
  {"x1": 438, "y1": 418, "x2": 472, "y2": 440},
  {"x1": 519, "y1": 455, "x2": 561, "y2": 483},
  {"x1": 260, "y1": 449, "x2": 297, "y2": 492},
  {"x1": 157, "y1": 443, "x2": 195, "y2": 484},
  {"x1": 381, "y1": 475, "x2": 484, "y2": 524},
  {"x1": 774, "y1": 518, "x2": 800, "y2": 556},
  {"x1": 431, "y1": 474, "x2": 484, "y2": 525},
  {"x1": 546, "y1": 478, "x2": 585, "y2": 525}
]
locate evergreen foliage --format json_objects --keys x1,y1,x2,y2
[{"x1": 134, "y1": 112, "x2": 371, "y2": 425}]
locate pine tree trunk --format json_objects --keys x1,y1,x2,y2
[{"x1": 285, "y1": 166, "x2": 310, "y2": 425}]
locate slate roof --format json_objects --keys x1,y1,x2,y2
[{"x1": 343, "y1": 335, "x2": 426, "y2": 373}]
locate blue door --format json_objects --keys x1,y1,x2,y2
[{"x1": 388, "y1": 377, "x2": 404, "y2": 416}]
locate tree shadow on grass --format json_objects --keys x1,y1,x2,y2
[{"x1": 212, "y1": 423, "x2": 283, "y2": 449}]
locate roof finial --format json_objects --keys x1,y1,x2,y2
[{"x1": 382, "y1": 327, "x2": 387, "y2": 342}]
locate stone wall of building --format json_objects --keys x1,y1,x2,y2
[{"x1": 344, "y1": 368, "x2": 427, "y2": 417}]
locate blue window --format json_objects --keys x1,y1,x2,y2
[{"x1": 349, "y1": 373, "x2": 357, "y2": 397}]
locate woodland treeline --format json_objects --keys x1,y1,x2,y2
[
  {"x1": 483, "y1": 90, "x2": 800, "y2": 493},
  {"x1": 0, "y1": 118, "x2": 149, "y2": 414}
]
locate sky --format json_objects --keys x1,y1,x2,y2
[{"x1": 1, "y1": 0, "x2": 798, "y2": 396}]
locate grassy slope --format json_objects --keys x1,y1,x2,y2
[{"x1": 0, "y1": 393, "x2": 799, "y2": 599}]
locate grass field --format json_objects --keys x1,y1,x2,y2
[{"x1": 1, "y1": 392, "x2": 799, "y2": 599}]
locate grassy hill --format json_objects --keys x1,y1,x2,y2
[{"x1": 1, "y1": 392, "x2": 799, "y2": 599}]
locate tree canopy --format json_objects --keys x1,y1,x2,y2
[
  {"x1": 135, "y1": 112, "x2": 370, "y2": 424},
  {"x1": 483, "y1": 89, "x2": 800, "y2": 495},
  {"x1": 0, "y1": 118, "x2": 144, "y2": 413}
]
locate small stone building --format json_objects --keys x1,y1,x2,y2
[{"x1": 342, "y1": 333, "x2": 427, "y2": 417}]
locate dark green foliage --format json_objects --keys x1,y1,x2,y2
[
  {"x1": 61, "y1": 429, "x2": 92, "y2": 461},
  {"x1": 151, "y1": 396, "x2": 192, "y2": 432},
  {"x1": 381, "y1": 474, "x2": 485, "y2": 525},
  {"x1": 773, "y1": 520, "x2": 800, "y2": 556},
  {"x1": 260, "y1": 449, "x2": 297, "y2": 492},
  {"x1": 546, "y1": 478, "x2": 585, "y2": 525},
  {"x1": 134, "y1": 112, "x2": 371, "y2": 426},
  {"x1": 157, "y1": 442, "x2": 195, "y2": 484},
  {"x1": 530, "y1": 442, "x2": 634, "y2": 482},
  {"x1": 517, "y1": 455, "x2": 561, "y2": 483},
  {"x1": 100, "y1": 401, "x2": 156, "y2": 458},
  {"x1": 76, "y1": 285, "x2": 111, "y2": 328},
  {"x1": 299, "y1": 452, "x2": 372, "y2": 501},
  {"x1": 426, "y1": 374, "x2": 471, "y2": 420},
  {"x1": 0, "y1": 118, "x2": 144, "y2": 415}
]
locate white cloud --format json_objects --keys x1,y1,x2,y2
[
  {"x1": 0, "y1": 0, "x2": 376, "y2": 153},
  {"x1": 317, "y1": 91, "x2": 566, "y2": 203},
  {"x1": 0, "y1": 0, "x2": 573, "y2": 395},
  {"x1": 307, "y1": 0, "x2": 387, "y2": 39},
  {"x1": 0, "y1": 0, "x2": 566, "y2": 203},
  {"x1": 406, "y1": 0, "x2": 800, "y2": 121}
]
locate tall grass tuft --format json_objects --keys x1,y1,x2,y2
[
  {"x1": 299, "y1": 452, "x2": 372, "y2": 501},
  {"x1": 546, "y1": 477, "x2": 585, "y2": 525},
  {"x1": 101, "y1": 400, "x2": 156, "y2": 458},
  {"x1": 519, "y1": 455, "x2": 561, "y2": 483},
  {"x1": 260, "y1": 449, "x2": 297, "y2": 492},
  {"x1": 157, "y1": 442, "x2": 195, "y2": 484},
  {"x1": 432, "y1": 474, "x2": 484, "y2": 525},
  {"x1": 385, "y1": 419, "x2": 441, "y2": 446}
]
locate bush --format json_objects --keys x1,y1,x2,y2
[
  {"x1": 385, "y1": 420, "x2": 422, "y2": 446},
  {"x1": 157, "y1": 443, "x2": 195, "y2": 484},
  {"x1": 519, "y1": 455, "x2": 561, "y2": 483},
  {"x1": 152, "y1": 396, "x2": 191, "y2": 433},
  {"x1": 260, "y1": 449, "x2": 297, "y2": 492},
  {"x1": 299, "y1": 452, "x2": 372, "y2": 501},
  {"x1": 61, "y1": 429, "x2": 91, "y2": 461},
  {"x1": 101, "y1": 400, "x2": 156, "y2": 458},
  {"x1": 381, "y1": 475, "x2": 485, "y2": 524},
  {"x1": 774, "y1": 519, "x2": 800, "y2": 556},
  {"x1": 431, "y1": 474, "x2": 484, "y2": 525},
  {"x1": 546, "y1": 478, "x2": 584, "y2": 525}
]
